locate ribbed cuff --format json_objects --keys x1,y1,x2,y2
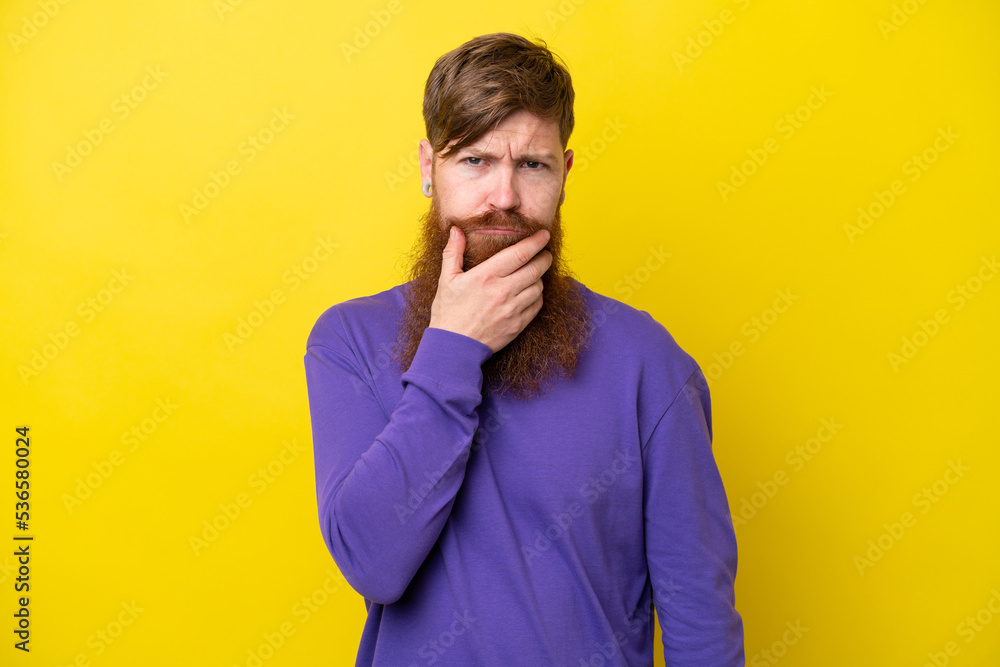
[{"x1": 403, "y1": 327, "x2": 494, "y2": 392}]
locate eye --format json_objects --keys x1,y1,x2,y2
[
  {"x1": 464, "y1": 157, "x2": 483, "y2": 165},
  {"x1": 524, "y1": 161, "x2": 542, "y2": 169}
]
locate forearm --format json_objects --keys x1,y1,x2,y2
[
  {"x1": 307, "y1": 326, "x2": 493, "y2": 604},
  {"x1": 645, "y1": 370, "x2": 745, "y2": 664}
]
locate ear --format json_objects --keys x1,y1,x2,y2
[
  {"x1": 419, "y1": 139, "x2": 434, "y2": 196},
  {"x1": 561, "y1": 148, "x2": 574, "y2": 191}
]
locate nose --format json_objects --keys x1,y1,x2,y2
[{"x1": 486, "y1": 166, "x2": 519, "y2": 212}]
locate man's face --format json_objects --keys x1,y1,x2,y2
[
  {"x1": 395, "y1": 109, "x2": 591, "y2": 399},
  {"x1": 419, "y1": 109, "x2": 573, "y2": 246}
]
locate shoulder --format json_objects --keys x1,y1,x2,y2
[
  {"x1": 576, "y1": 280, "x2": 699, "y2": 377},
  {"x1": 574, "y1": 279, "x2": 704, "y2": 420},
  {"x1": 305, "y1": 282, "x2": 407, "y2": 351}
]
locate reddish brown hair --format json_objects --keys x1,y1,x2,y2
[{"x1": 422, "y1": 32, "x2": 575, "y2": 160}]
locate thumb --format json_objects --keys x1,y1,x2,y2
[{"x1": 440, "y1": 225, "x2": 466, "y2": 276}]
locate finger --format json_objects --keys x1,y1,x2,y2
[
  {"x1": 509, "y1": 247, "x2": 552, "y2": 290},
  {"x1": 525, "y1": 277, "x2": 545, "y2": 304},
  {"x1": 439, "y1": 225, "x2": 466, "y2": 278},
  {"x1": 507, "y1": 275, "x2": 544, "y2": 316},
  {"x1": 483, "y1": 228, "x2": 551, "y2": 278},
  {"x1": 516, "y1": 282, "x2": 544, "y2": 318}
]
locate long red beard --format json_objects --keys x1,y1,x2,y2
[{"x1": 391, "y1": 199, "x2": 593, "y2": 399}]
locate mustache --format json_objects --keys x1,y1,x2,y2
[{"x1": 443, "y1": 208, "x2": 547, "y2": 236}]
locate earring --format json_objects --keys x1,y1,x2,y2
[{"x1": 422, "y1": 182, "x2": 432, "y2": 197}]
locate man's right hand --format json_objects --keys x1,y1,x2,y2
[{"x1": 428, "y1": 226, "x2": 553, "y2": 354}]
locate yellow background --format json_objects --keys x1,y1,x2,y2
[{"x1": 2, "y1": 0, "x2": 998, "y2": 664}]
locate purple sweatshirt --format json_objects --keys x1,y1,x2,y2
[{"x1": 304, "y1": 279, "x2": 744, "y2": 666}]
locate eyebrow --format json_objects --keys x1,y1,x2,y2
[{"x1": 459, "y1": 148, "x2": 558, "y2": 163}]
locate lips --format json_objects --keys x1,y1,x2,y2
[{"x1": 471, "y1": 228, "x2": 526, "y2": 235}]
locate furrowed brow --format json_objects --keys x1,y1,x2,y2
[{"x1": 461, "y1": 147, "x2": 557, "y2": 163}]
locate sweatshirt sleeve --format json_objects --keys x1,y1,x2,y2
[
  {"x1": 304, "y1": 321, "x2": 494, "y2": 605},
  {"x1": 642, "y1": 368, "x2": 745, "y2": 665}
]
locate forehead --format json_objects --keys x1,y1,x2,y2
[{"x1": 449, "y1": 109, "x2": 562, "y2": 157}]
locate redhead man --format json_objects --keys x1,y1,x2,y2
[{"x1": 304, "y1": 32, "x2": 744, "y2": 666}]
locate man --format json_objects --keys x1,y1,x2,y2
[{"x1": 304, "y1": 32, "x2": 744, "y2": 665}]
